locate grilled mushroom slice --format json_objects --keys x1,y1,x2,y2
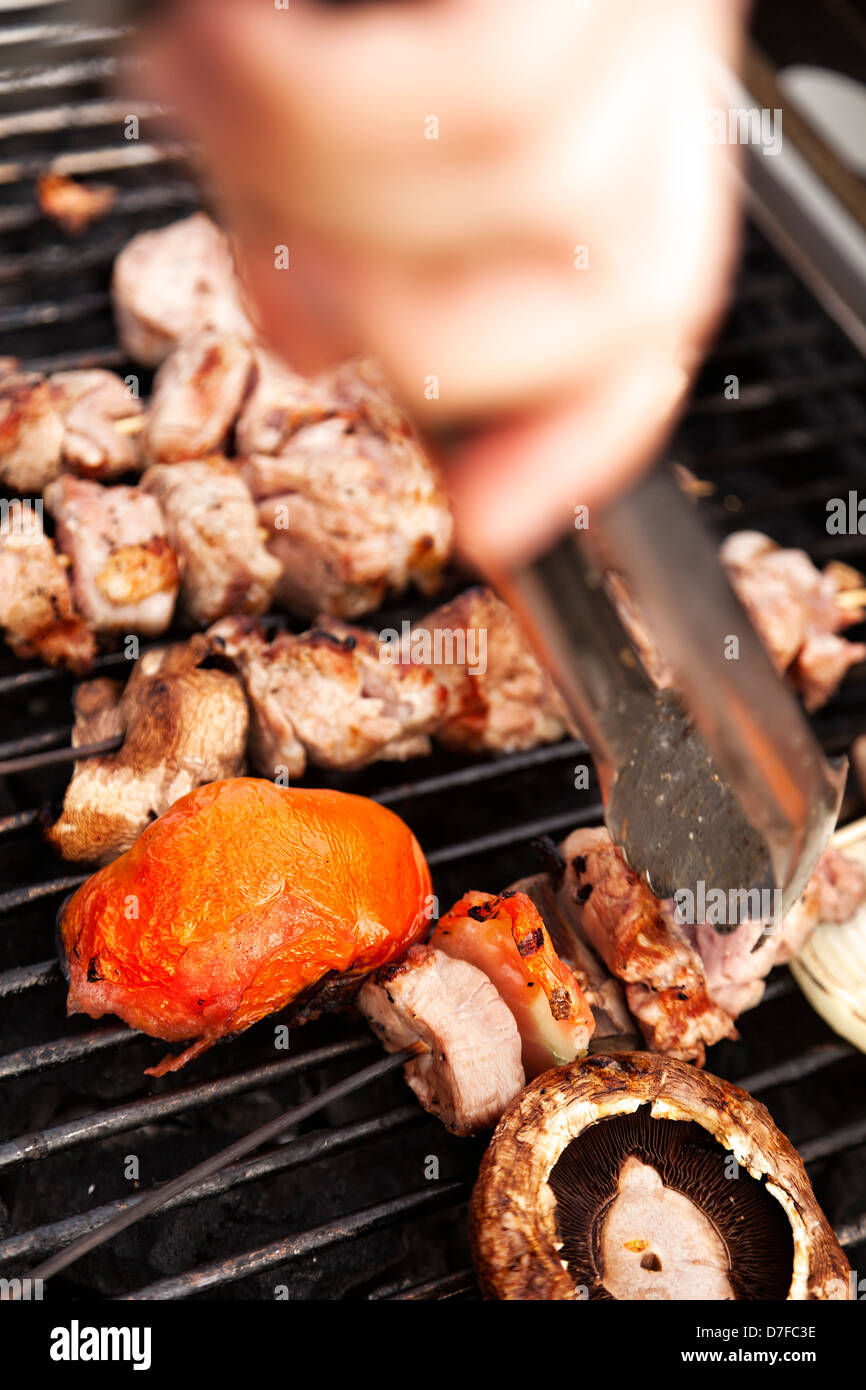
[{"x1": 471, "y1": 1052, "x2": 851, "y2": 1301}]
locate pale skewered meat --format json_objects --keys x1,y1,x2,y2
[
  {"x1": 209, "y1": 613, "x2": 445, "y2": 778},
  {"x1": 414, "y1": 587, "x2": 574, "y2": 753},
  {"x1": 44, "y1": 475, "x2": 180, "y2": 637},
  {"x1": 610, "y1": 531, "x2": 866, "y2": 711},
  {"x1": 47, "y1": 637, "x2": 249, "y2": 864},
  {"x1": 49, "y1": 369, "x2": 144, "y2": 480},
  {"x1": 111, "y1": 212, "x2": 254, "y2": 367},
  {"x1": 243, "y1": 359, "x2": 452, "y2": 619},
  {"x1": 140, "y1": 459, "x2": 281, "y2": 625},
  {"x1": 357, "y1": 944, "x2": 525, "y2": 1136},
  {"x1": 0, "y1": 501, "x2": 95, "y2": 672},
  {"x1": 143, "y1": 332, "x2": 254, "y2": 465}
]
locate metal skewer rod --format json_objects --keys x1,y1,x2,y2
[
  {"x1": 6, "y1": 1041, "x2": 426, "y2": 1294},
  {"x1": 0, "y1": 734, "x2": 123, "y2": 776}
]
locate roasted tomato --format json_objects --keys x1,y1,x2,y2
[
  {"x1": 432, "y1": 890, "x2": 594, "y2": 1077},
  {"x1": 60, "y1": 778, "x2": 432, "y2": 1075}
]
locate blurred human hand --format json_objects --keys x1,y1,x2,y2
[{"x1": 147, "y1": 0, "x2": 746, "y2": 566}]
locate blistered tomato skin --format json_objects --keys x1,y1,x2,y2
[{"x1": 60, "y1": 778, "x2": 432, "y2": 1075}]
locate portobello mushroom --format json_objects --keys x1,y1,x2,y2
[{"x1": 471, "y1": 1052, "x2": 851, "y2": 1300}]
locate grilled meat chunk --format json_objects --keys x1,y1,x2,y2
[
  {"x1": 49, "y1": 369, "x2": 144, "y2": 480},
  {"x1": 144, "y1": 332, "x2": 254, "y2": 465},
  {"x1": 44, "y1": 475, "x2": 179, "y2": 636},
  {"x1": 415, "y1": 587, "x2": 573, "y2": 753},
  {"x1": 141, "y1": 459, "x2": 280, "y2": 626},
  {"x1": 558, "y1": 827, "x2": 736, "y2": 1064},
  {"x1": 235, "y1": 347, "x2": 338, "y2": 455},
  {"x1": 208, "y1": 613, "x2": 445, "y2": 777},
  {"x1": 47, "y1": 637, "x2": 249, "y2": 864},
  {"x1": 111, "y1": 213, "x2": 254, "y2": 366},
  {"x1": 720, "y1": 531, "x2": 866, "y2": 711},
  {"x1": 433, "y1": 890, "x2": 594, "y2": 1078},
  {"x1": 610, "y1": 530, "x2": 866, "y2": 711},
  {"x1": 0, "y1": 501, "x2": 95, "y2": 671},
  {"x1": 357, "y1": 944, "x2": 525, "y2": 1136},
  {"x1": 244, "y1": 359, "x2": 452, "y2": 618},
  {"x1": 0, "y1": 370, "x2": 64, "y2": 492},
  {"x1": 690, "y1": 846, "x2": 866, "y2": 1016}
]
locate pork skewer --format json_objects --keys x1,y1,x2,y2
[{"x1": 0, "y1": 588, "x2": 569, "y2": 864}]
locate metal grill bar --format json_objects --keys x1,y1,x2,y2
[
  {"x1": 0, "y1": 1025, "x2": 135, "y2": 1079},
  {"x1": 117, "y1": 1180, "x2": 471, "y2": 1301},
  {"x1": 0, "y1": 1036, "x2": 376, "y2": 1174},
  {"x1": 0, "y1": 874, "x2": 87, "y2": 914},
  {"x1": 368, "y1": 1268, "x2": 477, "y2": 1300},
  {"x1": 0, "y1": 1103, "x2": 422, "y2": 1264},
  {"x1": 0, "y1": 958, "x2": 59, "y2": 996},
  {"x1": 799, "y1": 1118, "x2": 866, "y2": 1165},
  {"x1": 735, "y1": 1042, "x2": 855, "y2": 1095}
]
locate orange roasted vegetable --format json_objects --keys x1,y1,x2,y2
[
  {"x1": 433, "y1": 890, "x2": 594, "y2": 1078},
  {"x1": 59, "y1": 778, "x2": 432, "y2": 1076}
]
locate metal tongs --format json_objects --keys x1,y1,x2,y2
[{"x1": 499, "y1": 465, "x2": 846, "y2": 925}]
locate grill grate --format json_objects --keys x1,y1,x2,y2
[{"x1": 2, "y1": 13, "x2": 866, "y2": 1300}]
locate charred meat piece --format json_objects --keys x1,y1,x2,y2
[
  {"x1": 111, "y1": 213, "x2": 254, "y2": 366},
  {"x1": 141, "y1": 459, "x2": 280, "y2": 626},
  {"x1": 244, "y1": 360, "x2": 452, "y2": 618},
  {"x1": 558, "y1": 827, "x2": 736, "y2": 1064},
  {"x1": 47, "y1": 637, "x2": 249, "y2": 864},
  {"x1": 720, "y1": 531, "x2": 866, "y2": 711},
  {"x1": 415, "y1": 587, "x2": 573, "y2": 754},
  {"x1": 60, "y1": 781, "x2": 432, "y2": 1074},
  {"x1": 49, "y1": 369, "x2": 144, "y2": 480},
  {"x1": 433, "y1": 890, "x2": 594, "y2": 1078},
  {"x1": 0, "y1": 501, "x2": 95, "y2": 672},
  {"x1": 208, "y1": 613, "x2": 445, "y2": 778},
  {"x1": 0, "y1": 370, "x2": 64, "y2": 492},
  {"x1": 44, "y1": 475, "x2": 179, "y2": 636},
  {"x1": 357, "y1": 944, "x2": 525, "y2": 1136},
  {"x1": 144, "y1": 332, "x2": 254, "y2": 465}
]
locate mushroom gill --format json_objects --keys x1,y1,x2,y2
[
  {"x1": 548, "y1": 1108, "x2": 793, "y2": 1300},
  {"x1": 470, "y1": 1052, "x2": 851, "y2": 1301}
]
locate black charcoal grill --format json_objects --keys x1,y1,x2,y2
[{"x1": 1, "y1": 3, "x2": 866, "y2": 1302}]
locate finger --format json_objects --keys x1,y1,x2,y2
[
  {"x1": 444, "y1": 354, "x2": 690, "y2": 569},
  {"x1": 317, "y1": 243, "x2": 720, "y2": 425}
]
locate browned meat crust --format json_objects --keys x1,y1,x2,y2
[
  {"x1": 141, "y1": 458, "x2": 280, "y2": 626},
  {"x1": 208, "y1": 613, "x2": 446, "y2": 777},
  {"x1": 47, "y1": 636, "x2": 248, "y2": 863},
  {"x1": 0, "y1": 502, "x2": 95, "y2": 672},
  {"x1": 143, "y1": 332, "x2": 254, "y2": 465},
  {"x1": 45, "y1": 475, "x2": 179, "y2": 637},
  {"x1": 0, "y1": 370, "x2": 64, "y2": 492},
  {"x1": 416, "y1": 587, "x2": 573, "y2": 753},
  {"x1": 557, "y1": 827, "x2": 736, "y2": 1064}
]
